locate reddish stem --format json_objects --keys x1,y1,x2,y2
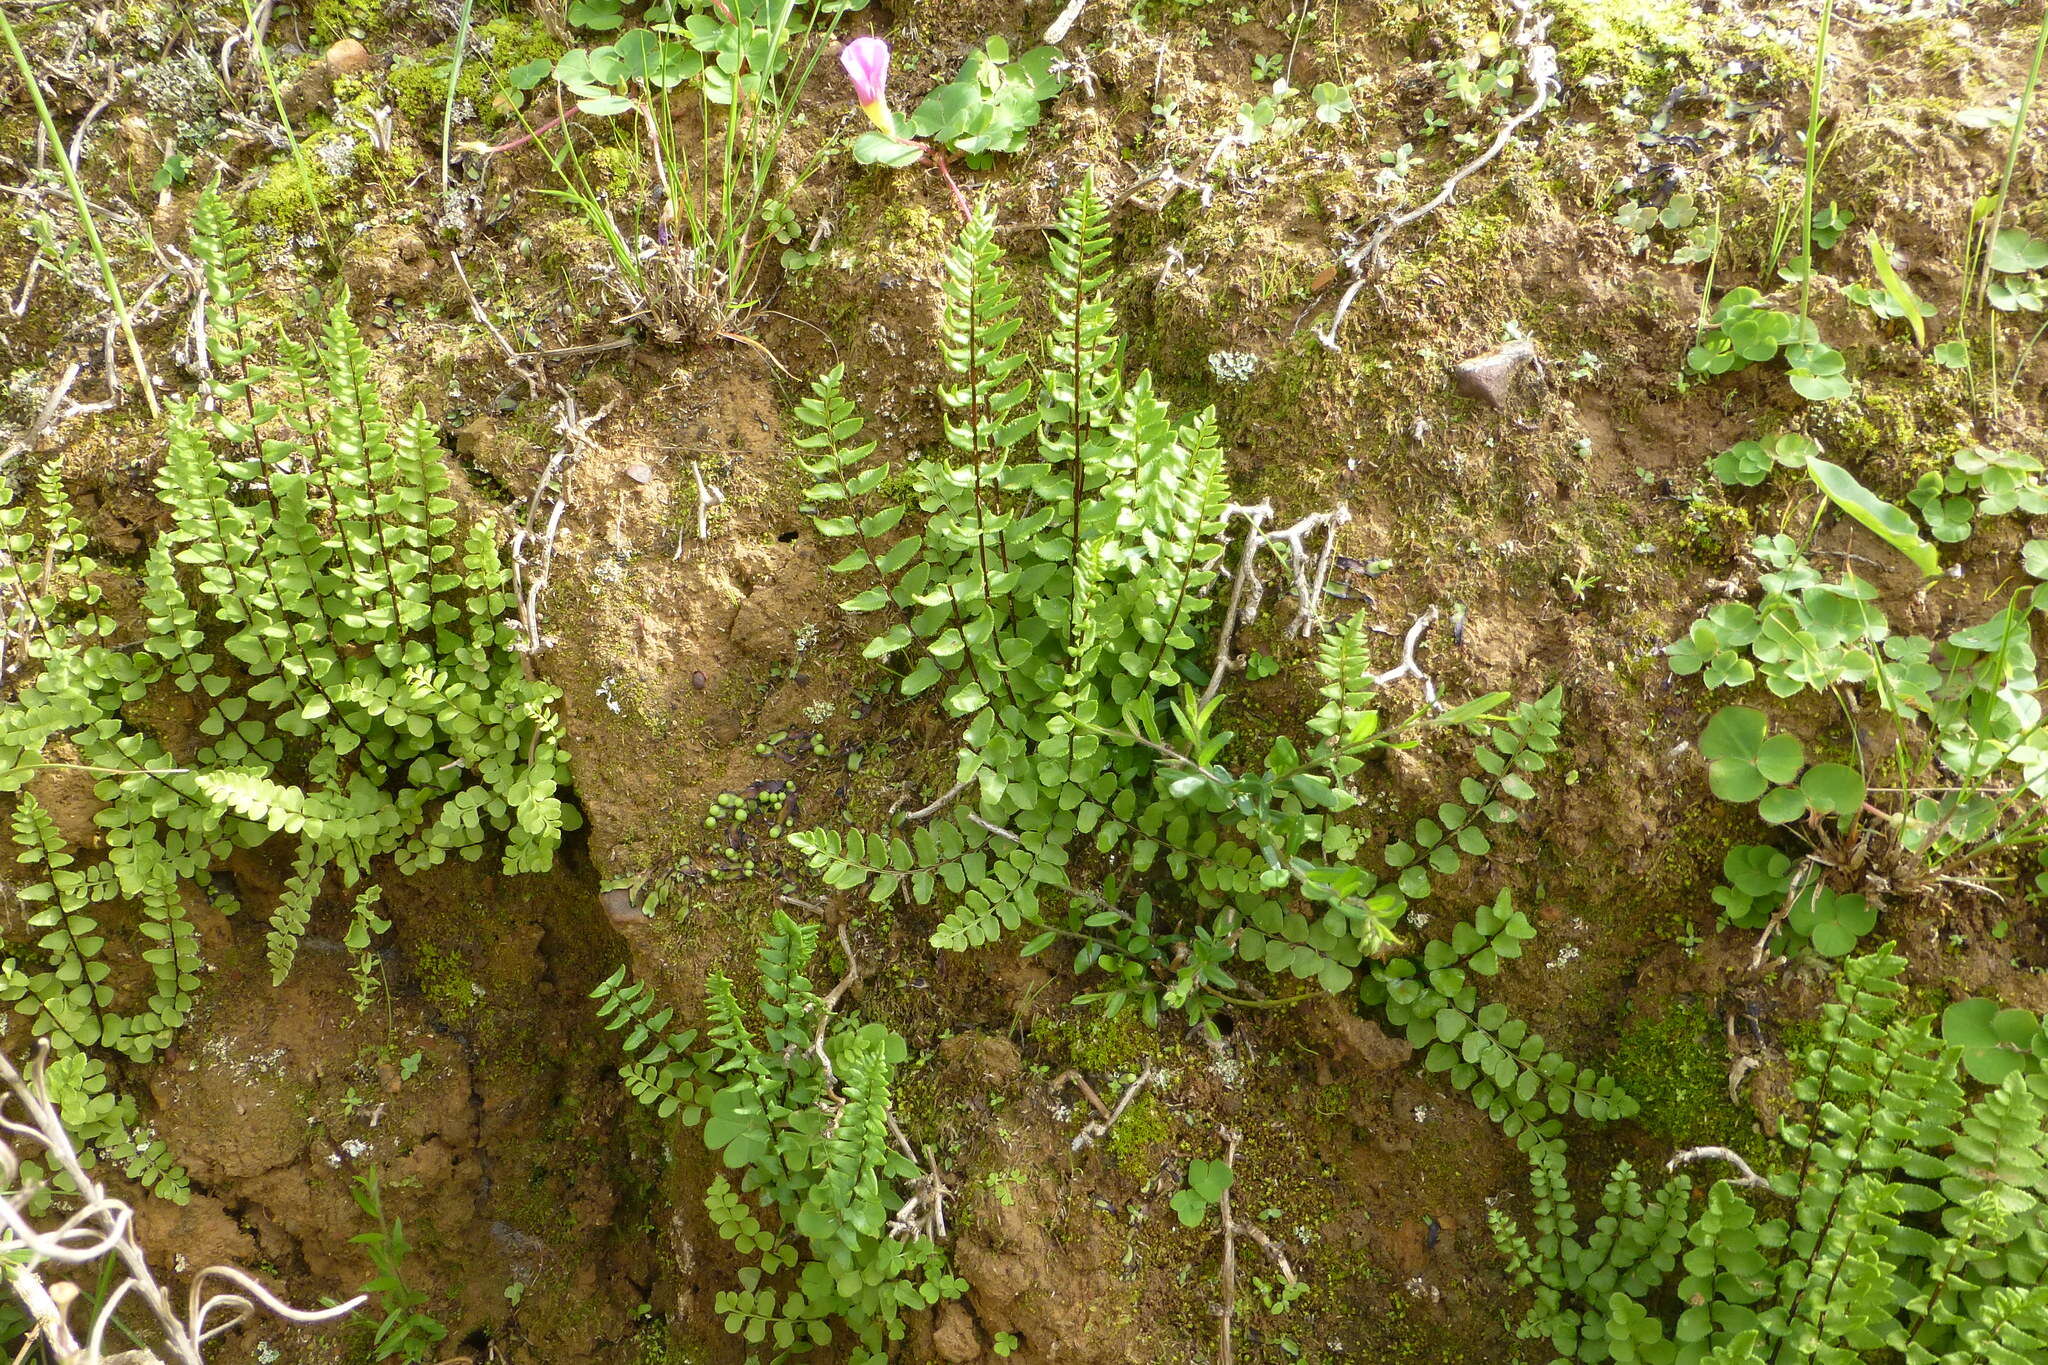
[
  {"x1": 926, "y1": 145, "x2": 971, "y2": 220},
  {"x1": 480, "y1": 109, "x2": 575, "y2": 156}
]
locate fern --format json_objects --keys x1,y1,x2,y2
[
  {"x1": 790, "y1": 181, "x2": 1580, "y2": 1057},
  {"x1": 1495, "y1": 946, "x2": 2048, "y2": 1364},
  {"x1": 592, "y1": 914, "x2": 964, "y2": 1360},
  {"x1": 591, "y1": 965, "x2": 708, "y2": 1122},
  {"x1": 1, "y1": 795, "x2": 114, "y2": 1050},
  {"x1": 0, "y1": 188, "x2": 578, "y2": 1196}
]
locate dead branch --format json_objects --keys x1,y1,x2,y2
[
  {"x1": 1200, "y1": 503, "x2": 1352, "y2": 705},
  {"x1": 1050, "y1": 1070, "x2": 1113, "y2": 1122},
  {"x1": 1666, "y1": 1145, "x2": 1770, "y2": 1190},
  {"x1": 0, "y1": 1046, "x2": 361, "y2": 1365},
  {"x1": 1313, "y1": 2, "x2": 1558, "y2": 349},
  {"x1": 1217, "y1": 1129, "x2": 1240, "y2": 1365},
  {"x1": 1373, "y1": 607, "x2": 1441, "y2": 707},
  {"x1": 508, "y1": 395, "x2": 616, "y2": 655},
  {"x1": 1072, "y1": 1067, "x2": 1162, "y2": 1153}
]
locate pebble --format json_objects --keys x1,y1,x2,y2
[
  {"x1": 1451, "y1": 338, "x2": 1540, "y2": 410},
  {"x1": 326, "y1": 38, "x2": 372, "y2": 76},
  {"x1": 624, "y1": 462, "x2": 654, "y2": 485},
  {"x1": 598, "y1": 888, "x2": 639, "y2": 924}
]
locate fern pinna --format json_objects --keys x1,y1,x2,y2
[
  {"x1": 0, "y1": 188, "x2": 576, "y2": 1199},
  {"x1": 790, "y1": 179, "x2": 1586, "y2": 1049},
  {"x1": 592, "y1": 913, "x2": 964, "y2": 1362},
  {"x1": 1491, "y1": 946, "x2": 2048, "y2": 1364}
]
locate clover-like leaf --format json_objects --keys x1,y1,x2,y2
[
  {"x1": 1797, "y1": 761, "x2": 1865, "y2": 822},
  {"x1": 1712, "y1": 439, "x2": 1773, "y2": 487},
  {"x1": 1757, "y1": 785, "x2": 1809, "y2": 825},
  {"x1": 1785, "y1": 886, "x2": 1875, "y2": 957},
  {"x1": 568, "y1": 0, "x2": 626, "y2": 29},
  {"x1": 1990, "y1": 227, "x2": 2048, "y2": 275},
  {"x1": 1941, "y1": 998, "x2": 2041, "y2": 1085},
  {"x1": 1701, "y1": 707, "x2": 1804, "y2": 803},
  {"x1": 1186, "y1": 1157, "x2": 1234, "y2": 1203},
  {"x1": 1724, "y1": 844, "x2": 1792, "y2": 899}
]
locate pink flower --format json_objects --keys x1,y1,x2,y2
[{"x1": 840, "y1": 36, "x2": 895, "y2": 135}]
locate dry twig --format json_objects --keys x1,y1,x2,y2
[
  {"x1": 1071, "y1": 1067, "x2": 1163, "y2": 1153},
  {"x1": 0, "y1": 1046, "x2": 361, "y2": 1364},
  {"x1": 1312, "y1": 1, "x2": 1558, "y2": 349},
  {"x1": 1200, "y1": 503, "x2": 1353, "y2": 705},
  {"x1": 1667, "y1": 1145, "x2": 1771, "y2": 1190}
]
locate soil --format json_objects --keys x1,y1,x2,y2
[{"x1": 2, "y1": 1, "x2": 2046, "y2": 1364}]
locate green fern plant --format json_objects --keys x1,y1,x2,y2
[
  {"x1": 0, "y1": 187, "x2": 577, "y2": 1199},
  {"x1": 789, "y1": 178, "x2": 1574, "y2": 1037},
  {"x1": 1492, "y1": 946, "x2": 2048, "y2": 1364},
  {"x1": 591, "y1": 912, "x2": 965, "y2": 1362}
]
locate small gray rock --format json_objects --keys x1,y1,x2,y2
[{"x1": 1451, "y1": 339, "x2": 1540, "y2": 409}]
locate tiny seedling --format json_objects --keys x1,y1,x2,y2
[
  {"x1": 350, "y1": 1170, "x2": 448, "y2": 1364},
  {"x1": 1310, "y1": 81, "x2": 1355, "y2": 124},
  {"x1": 1171, "y1": 1157, "x2": 1234, "y2": 1228}
]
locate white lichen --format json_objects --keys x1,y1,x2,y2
[{"x1": 1206, "y1": 350, "x2": 1259, "y2": 384}]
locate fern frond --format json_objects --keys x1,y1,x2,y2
[{"x1": 264, "y1": 837, "x2": 325, "y2": 986}]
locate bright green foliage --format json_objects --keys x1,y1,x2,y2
[
  {"x1": 556, "y1": 0, "x2": 870, "y2": 109},
  {"x1": 1711, "y1": 844, "x2": 1794, "y2": 928},
  {"x1": 592, "y1": 914, "x2": 965, "y2": 1362},
  {"x1": 1698, "y1": 707, "x2": 1864, "y2": 832},
  {"x1": 591, "y1": 965, "x2": 708, "y2": 1121},
  {"x1": 1362, "y1": 889, "x2": 1636, "y2": 1152},
  {"x1": 1709, "y1": 432, "x2": 1817, "y2": 488},
  {"x1": 1708, "y1": 844, "x2": 1874, "y2": 958},
  {"x1": 1702, "y1": 432, "x2": 1939, "y2": 575},
  {"x1": 1987, "y1": 227, "x2": 2048, "y2": 313},
  {"x1": 1851, "y1": 233, "x2": 1935, "y2": 346},
  {"x1": 904, "y1": 37, "x2": 1065, "y2": 166},
  {"x1": 11, "y1": 1049, "x2": 186, "y2": 1207},
  {"x1": 0, "y1": 189, "x2": 574, "y2": 1197},
  {"x1": 1806, "y1": 457, "x2": 1940, "y2": 577},
  {"x1": 1668, "y1": 532, "x2": 2048, "y2": 878},
  {"x1": 1170, "y1": 1157, "x2": 1233, "y2": 1227},
  {"x1": 1685, "y1": 287, "x2": 1851, "y2": 401},
  {"x1": 351, "y1": 1168, "x2": 449, "y2": 1363},
  {"x1": 1494, "y1": 947, "x2": 2048, "y2": 1364},
  {"x1": 790, "y1": 180, "x2": 1562, "y2": 1034},
  {"x1": 1909, "y1": 446, "x2": 2048, "y2": 546},
  {"x1": 1490, "y1": 1145, "x2": 1689, "y2": 1361},
  {"x1": 852, "y1": 37, "x2": 1066, "y2": 168},
  {"x1": 1942, "y1": 998, "x2": 2047, "y2": 1086}
]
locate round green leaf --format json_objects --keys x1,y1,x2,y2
[
  {"x1": 1799, "y1": 762, "x2": 1866, "y2": 817},
  {"x1": 1757, "y1": 785, "x2": 1809, "y2": 825}
]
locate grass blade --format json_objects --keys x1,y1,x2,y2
[{"x1": 1806, "y1": 456, "x2": 1939, "y2": 578}]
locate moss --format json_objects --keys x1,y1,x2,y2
[
  {"x1": 1104, "y1": 1091, "x2": 1171, "y2": 1177},
  {"x1": 308, "y1": 0, "x2": 387, "y2": 43},
  {"x1": 413, "y1": 943, "x2": 483, "y2": 1025},
  {"x1": 633, "y1": 1319, "x2": 710, "y2": 1365},
  {"x1": 1607, "y1": 999, "x2": 1753, "y2": 1144},
  {"x1": 584, "y1": 144, "x2": 641, "y2": 198},
  {"x1": 389, "y1": 16, "x2": 563, "y2": 128},
  {"x1": 1548, "y1": 0, "x2": 1711, "y2": 88},
  {"x1": 243, "y1": 139, "x2": 342, "y2": 232},
  {"x1": 1027, "y1": 1007, "x2": 1162, "y2": 1076}
]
